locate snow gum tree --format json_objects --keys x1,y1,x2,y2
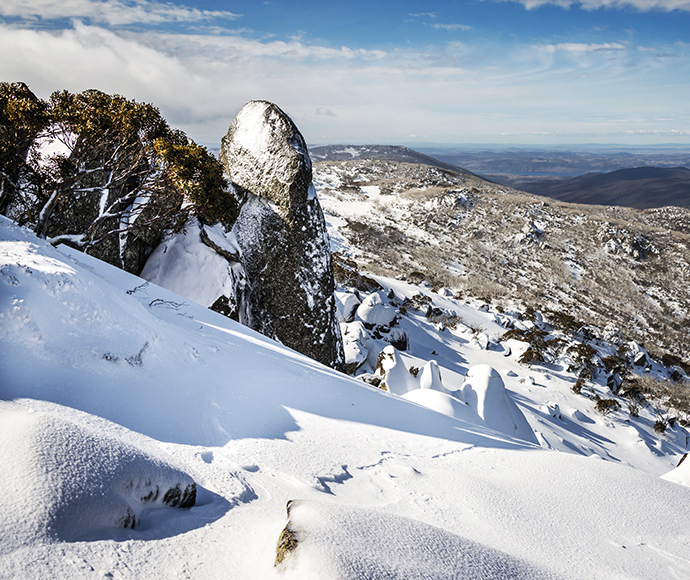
[
  {"x1": 0, "y1": 82, "x2": 48, "y2": 217},
  {"x1": 0, "y1": 83, "x2": 237, "y2": 273}
]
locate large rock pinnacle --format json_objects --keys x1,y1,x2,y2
[{"x1": 220, "y1": 101, "x2": 345, "y2": 370}]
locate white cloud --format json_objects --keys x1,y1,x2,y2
[
  {"x1": 542, "y1": 42, "x2": 627, "y2": 53},
  {"x1": 0, "y1": 21, "x2": 688, "y2": 145},
  {"x1": 0, "y1": 0, "x2": 241, "y2": 26},
  {"x1": 505, "y1": 0, "x2": 690, "y2": 11},
  {"x1": 432, "y1": 23, "x2": 473, "y2": 31}
]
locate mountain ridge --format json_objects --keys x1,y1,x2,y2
[{"x1": 511, "y1": 166, "x2": 690, "y2": 209}]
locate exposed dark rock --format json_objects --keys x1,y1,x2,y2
[
  {"x1": 116, "y1": 507, "x2": 138, "y2": 529},
  {"x1": 607, "y1": 372, "x2": 623, "y2": 393},
  {"x1": 162, "y1": 482, "x2": 197, "y2": 509},
  {"x1": 633, "y1": 352, "x2": 649, "y2": 367},
  {"x1": 332, "y1": 253, "x2": 383, "y2": 293},
  {"x1": 662, "y1": 353, "x2": 690, "y2": 375},
  {"x1": 221, "y1": 101, "x2": 344, "y2": 370},
  {"x1": 383, "y1": 327, "x2": 409, "y2": 351}
]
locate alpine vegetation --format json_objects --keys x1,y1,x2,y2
[{"x1": 0, "y1": 82, "x2": 237, "y2": 274}]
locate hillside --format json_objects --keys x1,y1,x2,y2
[
  {"x1": 313, "y1": 158, "x2": 690, "y2": 364},
  {"x1": 2, "y1": 99, "x2": 690, "y2": 579},
  {"x1": 510, "y1": 166, "x2": 690, "y2": 209},
  {"x1": 310, "y1": 144, "x2": 481, "y2": 177},
  {"x1": 2, "y1": 213, "x2": 690, "y2": 579}
]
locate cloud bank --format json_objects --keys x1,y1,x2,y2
[
  {"x1": 0, "y1": 0, "x2": 241, "y2": 26},
  {"x1": 1, "y1": 0, "x2": 689, "y2": 144}
]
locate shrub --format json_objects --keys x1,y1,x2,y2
[
  {"x1": 595, "y1": 398, "x2": 621, "y2": 415},
  {"x1": 602, "y1": 354, "x2": 630, "y2": 377},
  {"x1": 627, "y1": 395, "x2": 643, "y2": 417},
  {"x1": 629, "y1": 375, "x2": 690, "y2": 423},
  {"x1": 567, "y1": 343, "x2": 599, "y2": 378},
  {"x1": 572, "y1": 378, "x2": 585, "y2": 394},
  {"x1": 1, "y1": 85, "x2": 237, "y2": 261},
  {"x1": 502, "y1": 327, "x2": 565, "y2": 367},
  {"x1": 0, "y1": 82, "x2": 49, "y2": 218},
  {"x1": 544, "y1": 310, "x2": 583, "y2": 334}
]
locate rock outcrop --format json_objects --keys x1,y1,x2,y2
[{"x1": 220, "y1": 101, "x2": 344, "y2": 370}]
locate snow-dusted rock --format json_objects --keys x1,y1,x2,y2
[
  {"x1": 220, "y1": 101, "x2": 344, "y2": 369},
  {"x1": 341, "y1": 321, "x2": 369, "y2": 374},
  {"x1": 355, "y1": 292, "x2": 397, "y2": 329},
  {"x1": 374, "y1": 345, "x2": 418, "y2": 395},
  {"x1": 633, "y1": 351, "x2": 650, "y2": 367},
  {"x1": 335, "y1": 291, "x2": 361, "y2": 323},
  {"x1": 460, "y1": 365, "x2": 538, "y2": 444},
  {"x1": 383, "y1": 326, "x2": 409, "y2": 351}
]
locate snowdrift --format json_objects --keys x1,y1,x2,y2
[
  {"x1": 2, "y1": 215, "x2": 690, "y2": 579},
  {"x1": 0, "y1": 401, "x2": 197, "y2": 552}
]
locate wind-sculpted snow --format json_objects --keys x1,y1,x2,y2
[
  {"x1": 2, "y1": 215, "x2": 690, "y2": 579},
  {"x1": 461, "y1": 365, "x2": 539, "y2": 444},
  {"x1": 0, "y1": 401, "x2": 202, "y2": 551},
  {"x1": 279, "y1": 500, "x2": 561, "y2": 580},
  {"x1": 141, "y1": 218, "x2": 245, "y2": 315},
  {"x1": 661, "y1": 453, "x2": 690, "y2": 487},
  {"x1": 0, "y1": 216, "x2": 525, "y2": 450}
]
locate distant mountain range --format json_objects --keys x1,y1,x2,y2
[
  {"x1": 310, "y1": 144, "x2": 690, "y2": 210},
  {"x1": 511, "y1": 166, "x2": 690, "y2": 209},
  {"x1": 502, "y1": 167, "x2": 690, "y2": 209},
  {"x1": 309, "y1": 144, "x2": 481, "y2": 178},
  {"x1": 416, "y1": 146, "x2": 690, "y2": 177}
]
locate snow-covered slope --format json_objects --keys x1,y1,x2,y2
[{"x1": 2, "y1": 215, "x2": 690, "y2": 579}]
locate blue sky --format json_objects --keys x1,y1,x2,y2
[{"x1": 1, "y1": 0, "x2": 689, "y2": 147}]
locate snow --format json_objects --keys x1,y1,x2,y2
[
  {"x1": 2, "y1": 214, "x2": 690, "y2": 579},
  {"x1": 660, "y1": 454, "x2": 690, "y2": 487},
  {"x1": 230, "y1": 101, "x2": 274, "y2": 158},
  {"x1": 402, "y1": 388, "x2": 485, "y2": 425},
  {"x1": 418, "y1": 359, "x2": 444, "y2": 390},
  {"x1": 140, "y1": 218, "x2": 238, "y2": 309},
  {"x1": 334, "y1": 147, "x2": 361, "y2": 158},
  {"x1": 355, "y1": 291, "x2": 397, "y2": 327},
  {"x1": 0, "y1": 401, "x2": 198, "y2": 551},
  {"x1": 334, "y1": 290, "x2": 360, "y2": 322},
  {"x1": 375, "y1": 345, "x2": 419, "y2": 395},
  {"x1": 461, "y1": 365, "x2": 539, "y2": 444},
  {"x1": 341, "y1": 321, "x2": 368, "y2": 369}
]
